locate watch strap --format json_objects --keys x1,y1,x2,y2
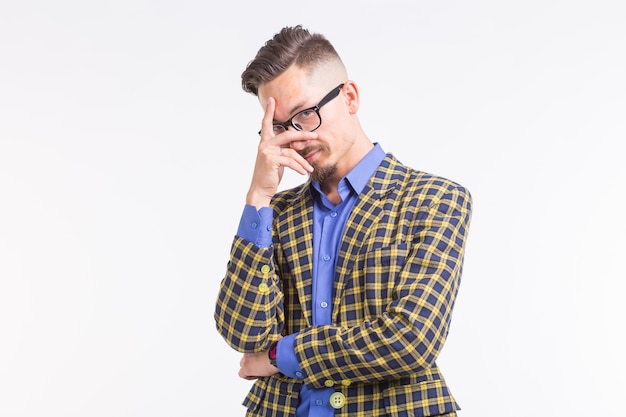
[{"x1": 268, "y1": 340, "x2": 278, "y2": 368}]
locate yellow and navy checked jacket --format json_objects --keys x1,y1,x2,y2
[{"x1": 215, "y1": 154, "x2": 472, "y2": 416}]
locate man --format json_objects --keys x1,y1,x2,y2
[{"x1": 214, "y1": 25, "x2": 472, "y2": 417}]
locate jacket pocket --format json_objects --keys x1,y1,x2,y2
[
  {"x1": 363, "y1": 241, "x2": 409, "y2": 271},
  {"x1": 243, "y1": 377, "x2": 301, "y2": 415},
  {"x1": 361, "y1": 242, "x2": 409, "y2": 308},
  {"x1": 383, "y1": 379, "x2": 458, "y2": 417}
]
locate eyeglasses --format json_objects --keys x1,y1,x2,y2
[{"x1": 259, "y1": 83, "x2": 344, "y2": 135}]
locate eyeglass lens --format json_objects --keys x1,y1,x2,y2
[
  {"x1": 269, "y1": 84, "x2": 344, "y2": 135},
  {"x1": 273, "y1": 109, "x2": 320, "y2": 134}
]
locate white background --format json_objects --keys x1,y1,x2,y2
[{"x1": 1, "y1": 1, "x2": 624, "y2": 416}]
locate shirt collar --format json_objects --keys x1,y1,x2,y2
[
  {"x1": 311, "y1": 142, "x2": 386, "y2": 199},
  {"x1": 344, "y1": 143, "x2": 386, "y2": 195}
]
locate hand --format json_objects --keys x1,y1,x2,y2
[
  {"x1": 246, "y1": 97, "x2": 316, "y2": 208},
  {"x1": 238, "y1": 350, "x2": 278, "y2": 381}
]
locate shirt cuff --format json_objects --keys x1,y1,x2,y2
[
  {"x1": 276, "y1": 334, "x2": 304, "y2": 379},
  {"x1": 236, "y1": 205, "x2": 273, "y2": 248}
]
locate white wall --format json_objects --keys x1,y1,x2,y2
[{"x1": 1, "y1": 1, "x2": 624, "y2": 416}]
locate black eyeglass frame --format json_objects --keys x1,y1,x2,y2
[{"x1": 258, "y1": 83, "x2": 345, "y2": 135}]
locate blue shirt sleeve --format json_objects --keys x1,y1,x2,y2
[
  {"x1": 276, "y1": 334, "x2": 304, "y2": 379},
  {"x1": 236, "y1": 205, "x2": 273, "y2": 248}
]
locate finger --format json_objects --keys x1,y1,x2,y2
[
  {"x1": 275, "y1": 145, "x2": 314, "y2": 174},
  {"x1": 277, "y1": 153, "x2": 314, "y2": 175},
  {"x1": 274, "y1": 129, "x2": 318, "y2": 149},
  {"x1": 238, "y1": 369, "x2": 256, "y2": 380},
  {"x1": 259, "y1": 97, "x2": 276, "y2": 141}
]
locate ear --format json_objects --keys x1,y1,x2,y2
[{"x1": 342, "y1": 80, "x2": 360, "y2": 115}]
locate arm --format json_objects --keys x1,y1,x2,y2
[
  {"x1": 292, "y1": 183, "x2": 472, "y2": 387},
  {"x1": 214, "y1": 235, "x2": 284, "y2": 353},
  {"x1": 214, "y1": 97, "x2": 314, "y2": 353}
]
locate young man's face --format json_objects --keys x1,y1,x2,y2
[{"x1": 257, "y1": 64, "x2": 358, "y2": 184}]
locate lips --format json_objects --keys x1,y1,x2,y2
[
  {"x1": 299, "y1": 146, "x2": 323, "y2": 164},
  {"x1": 303, "y1": 149, "x2": 321, "y2": 164}
]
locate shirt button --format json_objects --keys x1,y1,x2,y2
[
  {"x1": 261, "y1": 265, "x2": 270, "y2": 274},
  {"x1": 323, "y1": 255, "x2": 331, "y2": 262},
  {"x1": 258, "y1": 283, "x2": 269, "y2": 294},
  {"x1": 315, "y1": 399, "x2": 323, "y2": 406},
  {"x1": 324, "y1": 380, "x2": 335, "y2": 387},
  {"x1": 295, "y1": 371, "x2": 303, "y2": 378},
  {"x1": 251, "y1": 222, "x2": 258, "y2": 229},
  {"x1": 329, "y1": 392, "x2": 346, "y2": 409},
  {"x1": 330, "y1": 211, "x2": 337, "y2": 218},
  {"x1": 266, "y1": 224, "x2": 272, "y2": 231},
  {"x1": 320, "y1": 301, "x2": 328, "y2": 308}
]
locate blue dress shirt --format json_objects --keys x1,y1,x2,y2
[{"x1": 237, "y1": 143, "x2": 386, "y2": 416}]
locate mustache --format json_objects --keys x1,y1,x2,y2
[{"x1": 298, "y1": 145, "x2": 327, "y2": 158}]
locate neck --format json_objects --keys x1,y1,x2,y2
[{"x1": 319, "y1": 139, "x2": 374, "y2": 204}]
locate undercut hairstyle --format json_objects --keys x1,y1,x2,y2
[{"x1": 241, "y1": 25, "x2": 343, "y2": 96}]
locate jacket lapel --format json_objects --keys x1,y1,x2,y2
[{"x1": 332, "y1": 157, "x2": 403, "y2": 322}]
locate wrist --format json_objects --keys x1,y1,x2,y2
[{"x1": 246, "y1": 189, "x2": 273, "y2": 209}]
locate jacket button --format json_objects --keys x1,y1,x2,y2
[
  {"x1": 329, "y1": 392, "x2": 346, "y2": 409},
  {"x1": 324, "y1": 380, "x2": 335, "y2": 387},
  {"x1": 261, "y1": 265, "x2": 270, "y2": 274},
  {"x1": 258, "y1": 283, "x2": 269, "y2": 294}
]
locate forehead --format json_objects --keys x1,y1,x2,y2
[{"x1": 257, "y1": 66, "x2": 319, "y2": 112}]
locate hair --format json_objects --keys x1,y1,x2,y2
[{"x1": 241, "y1": 25, "x2": 343, "y2": 96}]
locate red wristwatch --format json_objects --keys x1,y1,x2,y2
[{"x1": 268, "y1": 340, "x2": 278, "y2": 368}]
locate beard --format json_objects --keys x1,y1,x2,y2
[
  {"x1": 299, "y1": 145, "x2": 336, "y2": 183},
  {"x1": 310, "y1": 163, "x2": 337, "y2": 183}
]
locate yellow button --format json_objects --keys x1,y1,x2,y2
[
  {"x1": 261, "y1": 265, "x2": 270, "y2": 274},
  {"x1": 258, "y1": 283, "x2": 269, "y2": 294},
  {"x1": 329, "y1": 392, "x2": 346, "y2": 409},
  {"x1": 341, "y1": 379, "x2": 351, "y2": 387},
  {"x1": 324, "y1": 380, "x2": 335, "y2": 387}
]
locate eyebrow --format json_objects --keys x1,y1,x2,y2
[
  {"x1": 273, "y1": 99, "x2": 314, "y2": 124},
  {"x1": 288, "y1": 100, "x2": 309, "y2": 115}
]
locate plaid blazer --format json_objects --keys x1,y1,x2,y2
[{"x1": 215, "y1": 154, "x2": 472, "y2": 416}]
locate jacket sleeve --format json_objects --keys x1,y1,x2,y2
[
  {"x1": 293, "y1": 183, "x2": 472, "y2": 387},
  {"x1": 214, "y1": 236, "x2": 285, "y2": 352}
]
